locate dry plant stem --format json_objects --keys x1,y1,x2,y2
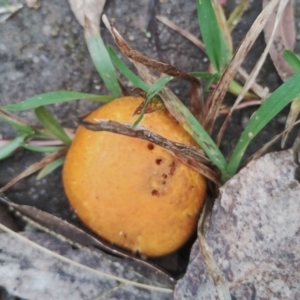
[
  {"x1": 79, "y1": 119, "x2": 219, "y2": 184},
  {"x1": 0, "y1": 147, "x2": 68, "y2": 193},
  {"x1": 212, "y1": 0, "x2": 233, "y2": 54},
  {"x1": 204, "y1": 0, "x2": 281, "y2": 133},
  {"x1": 0, "y1": 108, "x2": 37, "y2": 128},
  {"x1": 0, "y1": 193, "x2": 175, "y2": 284},
  {"x1": 227, "y1": 0, "x2": 249, "y2": 31},
  {"x1": 197, "y1": 230, "x2": 231, "y2": 300},
  {"x1": 237, "y1": 68, "x2": 267, "y2": 98},
  {"x1": 0, "y1": 222, "x2": 174, "y2": 293},
  {"x1": 244, "y1": 119, "x2": 300, "y2": 165},
  {"x1": 156, "y1": 15, "x2": 265, "y2": 99},
  {"x1": 216, "y1": 0, "x2": 289, "y2": 145},
  {"x1": 156, "y1": 15, "x2": 205, "y2": 52},
  {"x1": 103, "y1": 16, "x2": 204, "y2": 122}
]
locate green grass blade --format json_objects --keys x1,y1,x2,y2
[
  {"x1": 35, "y1": 106, "x2": 72, "y2": 146},
  {"x1": 226, "y1": 71, "x2": 300, "y2": 179},
  {"x1": 85, "y1": 24, "x2": 122, "y2": 97},
  {"x1": 196, "y1": 0, "x2": 228, "y2": 71},
  {"x1": 3, "y1": 91, "x2": 114, "y2": 111},
  {"x1": 36, "y1": 156, "x2": 65, "y2": 180},
  {"x1": 283, "y1": 50, "x2": 300, "y2": 72},
  {"x1": 133, "y1": 75, "x2": 173, "y2": 127},
  {"x1": 0, "y1": 114, "x2": 35, "y2": 135},
  {"x1": 108, "y1": 46, "x2": 149, "y2": 92},
  {"x1": 23, "y1": 144, "x2": 64, "y2": 153},
  {"x1": 0, "y1": 135, "x2": 26, "y2": 160}
]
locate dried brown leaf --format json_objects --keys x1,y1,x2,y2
[
  {"x1": 68, "y1": 0, "x2": 106, "y2": 28},
  {"x1": 103, "y1": 15, "x2": 204, "y2": 122},
  {"x1": 0, "y1": 229, "x2": 173, "y2": 300},
  {"x1": 0, "y1": 193, "x2": 176, "y2": 285},
  {"x1": 263, "y1": 0, "x2": 296, "y2": 81},
  {"x1": 79, "y1": 118, "x2": 219, "y2": 184},
  {"x1": 175, "y1": 149, "x2": 300, "y2": 299}
]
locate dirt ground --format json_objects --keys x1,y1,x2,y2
[{"x1": 0, "y1": 0, "x2": 298, "y2": 298}]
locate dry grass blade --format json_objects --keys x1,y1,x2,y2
[
  {"x1": 237, "y1": 68, "x2": 267, "y2": 98},
  {"x1": 197, "y1": 230, "x2": 231, "y2": 300},
  {"x1": 203, "y1": 0, "x2": 281, "y2": 134},
  {"x1": 0, "y1": 223, "x2": 174, "y2": 294},
  {"x1": 156, "y1": 15, "x2": 205, "y2": 52},
  {"x1": 263, "y1": 0, "x2": 295, "y2": 81},
  {"x1": 227, "y1": 0, "x2": 249, "y2": 31},
  {"x1": 213, "y1": 0, "x2": 233, "y2": 54},
  {"x1": 216, "y1": 0, "x2": 289, "y2": 145},
  {"x1": 0, "y1": 108, "x2": 37, "y2": 128},
  {"x1": 282, "y1": 98, "x2": 300, "y2": 147},
  {"x1": 103, "y1": 15, "x2": 204, "y2": 121},
  {"x1": 68, "y1": 0, "x2": 106, "y2": 28},
  {"x1": 80, "y1": 119, "x2": 219, "y2": 184},
  {"x1": 104, "y1": 18, "x2": 199, "y2": 84},
  {"x1": 0, "y1": 193, "x2": 176, "y2": 285},
  {"x1": 245, "y1": 119, "x2": 300, "y2": 164},
  {"x1": 0, "y1": 147, "x2": 68, "y2": 193},
  {"x1": 156, "y1": 14, "x2": 265, "y2": 100}
]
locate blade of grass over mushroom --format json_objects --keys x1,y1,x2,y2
[
  {"x1": 226, "y1": 71, "x2": 300, "y2": 180},
  {"x1": 36, "y1": 156, "x2": 65, "y2": 180},
  {"x1": 203, "y1": 0, "x2": 281, "y2": 133},
  {"x1": 283, "y1": 50, "x2": 300, "y2": 72},
  {"x1": 3, "y1": 91, "x2": 114, "y2": 111},
  {"x1": 0, "y1": 135, "x2": 26, "y2": 161},
  {"x1": 35, "y1": 106, "x2": 72, "y2": 146},
  {"x1": 107, "y1": 46, "x2": 149, "y2": 91},
  {"x1": 0, "y1": 147, "x2": 68, "y2": 193},
  {"x1": 133, "y1": 75, "x2": 173, "y2": 127},
  {"x1": 84, "y1": 19, "x2": 122, "y2": 98},
  {"x1": 196, "y1": 0, "x2": 229, "y2": 72},
  {"x1": 102, "y1": 15, "x2": 227, "y2": 173},
  {"x1": 135, "y1": 62, "x2": 227, "y2": 175},
  {"x1": 80, "y1": 119, "x2": 219, "y2": 183}
]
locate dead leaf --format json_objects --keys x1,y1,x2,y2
[
  {"x1": 174, "y1": 149, "x2": 300, "y2": 299},
  {"x1": 263, "y1": 0, "x2": 296, "y2": 81},
  {"x1": 0, "y1": 193, "x2": 175, "y2": 284},
  {"x1": 0, "y1": 230, "x2": 173, "y2": 300},
  {"x1": 68, "y1": 0, "x2": 106, "y2": 28}
]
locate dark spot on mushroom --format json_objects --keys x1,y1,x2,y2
[
  {"x1": 147, "y1": 143, "x2": 154, "y2": 150},
  {"x1": 162, "y1": 174, "x2": 168, "y2": 179},
  {"x1": 155, "y1": 159, "x2": 162, "y2": 165},
  {"x1": 151, "y1": 189, "x2": 160, "y2": 196},
  {"x1": 169, "y1": 161, "x2": 176, "y2": 176}
]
